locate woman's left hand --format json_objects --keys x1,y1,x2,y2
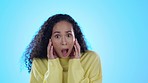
[{"x1": 70, "y1": 39, "x2": 81, "y2": 59}]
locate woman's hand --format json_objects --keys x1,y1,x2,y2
[
  {"x1": 70, "y1": 39, "x2": 81, "y2": 59},
  {"x1": 47, "y1": 39, "x2": 58, "y2": 59}
]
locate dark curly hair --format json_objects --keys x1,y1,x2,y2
[{"x1": 24, "y1": 14, "x2": 88, "y2": 73}]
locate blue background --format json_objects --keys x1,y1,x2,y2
[{"x1": 0, "y1": 0, "x2": 147, "y2": 83}]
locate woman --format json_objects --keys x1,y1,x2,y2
[{"x1": 24, "y1": 14, "x2": 102, "y2": 83}]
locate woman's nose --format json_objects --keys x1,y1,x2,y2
[{"x1": 61, "y1": 37, "x2": 67, "y2": 45}]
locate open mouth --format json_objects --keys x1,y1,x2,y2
[{"x1": 61, "y1": 49, "x2": 69, "y2": 57}]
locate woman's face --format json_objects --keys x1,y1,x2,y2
[{"x1": 51, "y1": 21, "x2": 75, "y2": 58}]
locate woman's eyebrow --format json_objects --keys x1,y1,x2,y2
[
  {"x1": 66, "y1": 31, "x2": 72, "y2": 33},
  {"x1": 53, "y1": 31, "x2": 60, "y2": 34},
  {"x1": 53, "y1": 31, "x2": 72, "y2": 34}
]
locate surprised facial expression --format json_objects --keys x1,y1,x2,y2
[{"x1": 51, "y1": 21, "x2": 75, "y2": 58}]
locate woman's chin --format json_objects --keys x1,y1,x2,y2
[
  {"x1": 59, "y1": 54, "x2": 70, "y2": 58},
  {"x1": 60, "y1": 55, "x2": 69, "y2": 58}
]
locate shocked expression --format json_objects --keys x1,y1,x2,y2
[{"x1": 51, "y1": 21, "x2": 75, "y2": 58}]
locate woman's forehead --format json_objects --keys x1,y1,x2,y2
[{"x1": 52, "y1": 21, "x2": 74, "y2": 33}]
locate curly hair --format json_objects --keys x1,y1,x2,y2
[{"x1": 24, "y1": 14, "x2": 88, "y2": 73}]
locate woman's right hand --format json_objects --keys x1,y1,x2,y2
[{"x1": 47, "y1": 39, "x2": 58, "y2": 59}]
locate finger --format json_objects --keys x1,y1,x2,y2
[
  {"x1": 74, "y1": 45, "x2": 79, "y2": 58},
  {"x1": 70, "y1": 47, "x2": 74, "y2": 59},
  {"x1": 48, "y1": 39, "x2": 51, "y2": 48},
  {"x1": 47, "y1": 39, "x2": 54, "y2": 59},
  {"x1": 50, "y1": 46, "x2": 54, "y2": 57},
  {"x1": 47, "y1": 39, "x2": 52, "y2": 52},
  {"x1": 75, "y1": 39, "x2": 80, "y2": 54}
]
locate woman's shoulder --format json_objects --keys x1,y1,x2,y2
[
  {"x1": 32, "y1": 58, "x2": 48, "y2": 73},
  {"x1": 82, "y1": 50, "x2": 99, "y2": 56},
  {"x1": 32, "y1": 58, "x2": 48, "y2": 66},
  {"x1": 81, "y1": 50, "x2": 101, "y2": 60}
]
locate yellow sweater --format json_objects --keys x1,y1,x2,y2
[{"x1": 30, "y1": 51, "x2": 102, "y2": 83}]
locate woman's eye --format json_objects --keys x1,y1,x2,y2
[
  {"x1": 55, "y1": 35, "x2": 60, "y2": 38},
  {"x1": 67, "y1": 34, "x2": 72, "y2": 37}
]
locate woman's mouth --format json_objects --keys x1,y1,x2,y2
[{"x1": 61, "y1": 49, "x2": 69, "y2": 57}]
